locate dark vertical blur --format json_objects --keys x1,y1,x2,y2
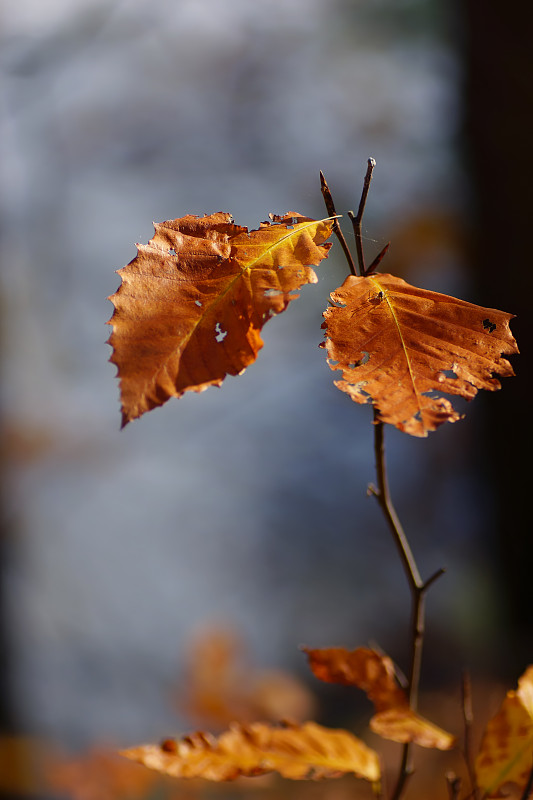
[{"x1": 463, "y1": 2, "x2": 533, "y2": 671}]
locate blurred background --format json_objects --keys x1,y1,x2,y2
[{"x1": 0, "y1": 0, "x2": 531, "y2": 796}]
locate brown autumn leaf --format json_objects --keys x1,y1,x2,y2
[
  {"x1": 303, "y1": 647, "x2": 405, "y2": 712},
  {"x1": 475, "y1": 665, "x2": 533, "y2": 798},
  {"x1": 370, "y1": 709, "x2": 455, "y2": 751},
  {"x1": 108, "y1": 212, "x2": 333, "y2": 426},
  {"x1": 45, "y1": 747, "x2": 158, "y2": 800},
  {"x1": 321, "y1": 273, "x2": 518, "y2": 437},
  {"x1": 177, "y1": 628, "x2": 253, "y2": 729},
  {"x1": 0, "y1": 735, "x2": 49, "y2": 795},
  {"x1": 304, "y1": 647, "x2": 455, "y2": 750},
  {"x1": 121, "y1": 721, "x2": 380, "y2": 784}
]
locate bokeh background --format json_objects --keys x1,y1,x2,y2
[{"x1": 0, "y1": 0, "x2": 531, "y2": 794}]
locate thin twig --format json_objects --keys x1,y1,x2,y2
[
  {"x1": 462, "y1": 670, "x2": 479, "y2": 799},
  {"x1": 372, "y1": 399, "x2": 445, "y2": 800},
  {"x1": 372, "y1": 388, "x2": 447, "y2": 800},
  {"x1": 348, "y1": 157, "x2": 376, "y2": 275},
  {"x1": 446, "y1": 772, "x2": 462, "y2": 800},
  {"x1": 373, "y1": 413, "x2": 422, "y2": 589},
  {"x1": 319, "y1": 170, "x2": 358, "y2": 276},
  {"x1": 391, "y1": 745, "x2": 413, "y2": 800},
  {"x1": 350, "y1": 162, "x2": 445, "y2": 799},
  {"x1": 366, "y1": 241, "x2": 390, "y2": 275},
  {"x1": 424, "y1": 567, "x2": 447, "y2": 591}
]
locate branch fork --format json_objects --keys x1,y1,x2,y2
[{"x1": 321, "y1": 162, "x2": 446, "y2": 800}]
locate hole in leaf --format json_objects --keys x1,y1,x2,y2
[
  {"x1": 215, "y1": 322, "x2": 227, "y2": 343},
  {"x1": 264, "y1": 289, "x2": 283, "y2": 298},
  {"x1": 436, "y1": 369, "x2": 458, "y2": 382},
  {"x1": 483, "y1": 318, "x2": 497, "y2": 333},
  {"x1": 168, "y1": 248, "x2": 177, "y2": 256},
  {"x1": 195, "y1": 300, "x2": 202, "y2": 307},
  {"x1": 356, "y1": 387, "x2": 372, "y2": 402}
]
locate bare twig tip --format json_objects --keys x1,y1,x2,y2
[
  {"x1": 366, "y1": 242, "x2": 391, "y2": 276},
  {"x1": 423, "y1": 567, "x2": 446, "y2": 592}
]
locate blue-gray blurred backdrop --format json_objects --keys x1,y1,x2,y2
[{"x1": 1, "y1": 0, "x2": 511, "y2": 749}]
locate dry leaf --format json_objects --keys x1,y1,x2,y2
[
  {"x1": 0, "y1": 735, "x2": 48, "y2": 795},
  {"x1": 370, "y1": 709, "x2": 455, "y2": 750},
  {"x1": 121, "y1": 721, "x2": 380, "y2": 783},
  {"x1": 46, "y1": 747, "x2": 157, "y2": 800},
  {"x1": 475, "y1": 665, "x2": 533, "y2": 797},
  {"x1": 322, "y1": 273, "x2": 518, "y2": 437},
  {"x1": 303, "y1": 647, "x2": 405, "y2": 712},
  {"x1": 178, "y1": 628, "x2": 249, "y2": 728},
  {"x1": 304, "y1": 647, "x2": 455, "y2": 750},
  {"x1": 108, "y1": 212, "x2": 333, "y2": 426}
]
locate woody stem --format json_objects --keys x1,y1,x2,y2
[
  {"x1": 348, "y1": 157, "x2": 376, "y2": 276},
  {"x1": 347, "y1": 161, "x2": 445, "y2": 799},
  {"x1": 371, "y1": 411, "x2": 445, "y2": 800}
]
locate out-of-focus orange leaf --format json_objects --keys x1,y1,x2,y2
[
  {"x1": 321, "y1": 273, "x2": 518, "y2": 437},
  {"x1": 0, "y1": 735, "x2": 47, "y2": 794},
  {"x1": 475, "y1": 665, "x2": 533, "y2": 797},
  {"x1": 179, "y1": 627, "x2": 315, "y2": 729},
  {"x1": 251, "y1": 672, "x2": 315, "y2": 726},
  {"x1": 304, "y1": 647, "x2": 455, "y2": 751},
  {"x1": 178, "y1": 628, "x2": 250, "y2": 728},
  {"x1": 370, "y1": 709, "x2": 455, "y2": 750},
  {"x1": 121, "y1": 721, "x2": 380, "y2": 783},
  {"x1": 303, "y1": 647, "x2": 404, "y2": 712},
  {"x1": 45, "y1": 747, "x2": 157, "y2": 800},
  {"x1": 0, "y1": 422, "x2": 55, "y2": 463},
  {"x1": 108, "y1": 212, "x2": 333, "y2": 426}
]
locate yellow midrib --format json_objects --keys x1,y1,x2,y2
[
  {"x1": 368, "y1": 276, "x2": 423, "y2": 419},
  {"x1": 146, "y1": 218, "x2": 330, "y2": 393},
  {"x1": 187, "y1": 745, "x2": 376, "y2": 778}
]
